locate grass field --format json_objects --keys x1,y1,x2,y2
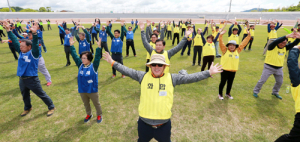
[{"x1": 0, "y1": 23, "x2": 296, "y2": 142}]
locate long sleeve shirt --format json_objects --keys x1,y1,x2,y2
[
  {"x1": 112, "y1": 62, "x2": 211, "y2": 125},
  {"x1": 75, "y1": 29, "x2": 91, "y2": 44},
  {"x1": 145, "y1": 26, "x2": 165, "y2": 43},
  {"x1": 228, "y1": 24, "x2": 242, "y2": 37},
  {"x1": 141, "y1": 31, "x2": 187, "y2": 60},
  {"x1": 268, "y1": 36, "x2": 300, "y2": 51},
  {"x1": 70, "y1": 45, "x2": 102, "y2": 72},
  {"x1": 219, "y1": 34, "x2": 251, "y2": 55}
]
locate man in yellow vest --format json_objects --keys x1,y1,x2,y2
[
  {"x1": 263, "y1": 20, "x2": 282, "y2": 51},
  {"x1": 102, "y1": 52, "x2": 223, "y2": 142},
  {"x1": 145, "y1": 21, "x2": 165, "y2": 72},
  {"x1": 244, "y1": 20, "x2": 257, "y2": 50},
  {"x1": 275, "y1": 45, "x2": 300, "y2": 141},
  {"x1": 181, "y1": 24, "x2": 194, "y2": 56},
  {"x1": 166, "y1": 21, "x2": 173, "y2": 40},
  {"x1": 172, "y1": 21, "x2": 180, "y2": 46},
  {"x1": 140, "y1": 21, "x2": 193, "y2": 73},
  {"x1": 253, "y1": 32, "x2": 300, "y2": 99},
  {"x1": 228, "y1": 22, "x2": 242, "y2": 44},
  {"x1": 180, "y1": 20, "x2": 187, "y2": 36}
]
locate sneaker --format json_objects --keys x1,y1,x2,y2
[
  {"x1": 46, "y1": 82, "x2": 52, "y2": 86},
  {"x1": 188, "y1": 54, "x2": 191, "y2": 56},
  {"x1": 248, "y1": 49, "x2": 252, "y2": 51},
  {"x1": 21, "y1": 108, "x2": 32, "y2": 116},
  {"x1": 198, "y1": 64, "x2": 201, "y2": 66},
  {"x1": 253, "y1": 93, "x2": 258, "y2": 98},
  {"x1": 45, "y1": 51, "x2": 47, "y2": 53},
  {"x1": 218, "y1": 94, "x2": 224, "y2": 100},
  {"x1": 226, "y1": 94, "x2": 233, "y2": 99},
  {"x1": 134, "y1": 55, "x2": 137, "y2": 57},
  {"x1": 97, "y1": 115, "x2": 103, "y2": 123},
  {"x1": 112, "y1": 75, "x2": 116, "y2": 78},
  {"x1": 192, "y1": 63, "x2": 195, "y2": 66},
  {"x1": 126, "y1": 55, "x2": 129, "y2": 57},
  {"x1": 172, "y1": 44, "x2": 174, "y2": 46},
  {"x1": 122, "y1": 75, "x2": 126, "y2": 78},
  {"x1": 65, "y1": 62, "x2": 70, "y2": 66},
  {"x1": 84, "y1": 114, "x2": 93, "y2": 123},
  {"x1": 272, "y1": 93, "x2": 282, "y2": 100},
  {"x1": 47, "y1": 108, "x2": 55, "y2": 117}
]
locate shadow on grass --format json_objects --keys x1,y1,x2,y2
[
  {"x1": 0, "y1": 74, "x2": 18, "y2": 79},
  {"x1": 0, "y1": 112, "x2": 45, "y2": 134},
  {"x1": 47, "y1": 66, "x2": 70, "y2": 72},
  {"x1": 0, "y1": 51, "x2": 13, "y2": 55},
  {"x1": 255, "y1": 96, "x2": 288, "y2": 127},
  {"x1": 40, "y1": 119, "x2": 92, "y2": 142},
  {"x1": 53, "y1": 77, "x2": 77, "y2": 86},
  {"x1": 0, "y1": 60, "x2": 17, "y2": 64},
  {"x1": 0, "y1": 87, "x2": 19, "y2": 97},
  {"x1": 122, "y1": 90, "x2": 140, "y2": 100}
]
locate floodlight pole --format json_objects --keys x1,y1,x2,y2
[
  {"x1": 7, "y1": 0, "x2": 12, "y2": 12},
  {"x1": 229, "y1": 0, "x2": 232, "y2": 12}
]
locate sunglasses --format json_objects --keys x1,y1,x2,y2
[{"x1": 151, "y1": 64, "x2": 164, "y2": 67}]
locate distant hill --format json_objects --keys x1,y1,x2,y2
[{"x1": 243, "y1": 8, "x2": 268, "y2": 12}]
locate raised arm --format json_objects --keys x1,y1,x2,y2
[
  {"x1": 160, "y1": 23, "x2": 165, "y2": 40},
  {"x1": 103, "y1": 52, "x2": 146, "y2": 83},
  {"x1": 237, "y1": 31, "x2": 251, "y2": 53},
  {"x1": 203, "y1": 26, "x2": 208, "y2": 35},
  {"x1": 286, "y1": 34, "x2": 300, "y2": 50},
  {"x1": 237, "y1": 24, "x2": 242, "y2": 35},
  {"x1": 93, "y1": 38, "x2": 102, "y2": 72},
  {"x1": 219, "y1": 30, "x2": 227, "y2": 55},
  {"x1": 132, "y1": 24, "x2": 138, "y2": 33},
  {"x1": 228, "y1": 24, "x2": 233, "y2": 36},
  {"x1": 58, "y1": 25, "x2": 66, "y2": 34},
  {"x1": 268, "y1": 35, "x2": 293, "y2": 50},
  {"x1": 74, "y1": 27, "x2": 80, "y2": 42},
  {"x1": 145, "y1": 25, "x2": 151, "y2": 43},
  {"x1": 120, "y1": 22, "x2": 125, "y2": 41},
  {"x1": 69, "y1": 37, "x2": 82, "y2": 67},
  {"x1": 213, "y1": 33, "x2": 220, "y2": 43},
  {"x1": 267, "y1": 23, "x2": 271, "y2": 33},
  {"x1": 287, "y1": 47, "x2": 300, "y2": 87},
  {"x1": 106, "y1": 25, "x2": 114, "y2": 39},
  {"x1": 83, "y1": 27, "x2": 91, "y2": 43},
  {"x1": 200, "y1": 32, "x2": 206, "y2": 45}
]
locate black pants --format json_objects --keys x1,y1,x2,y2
[
  {"x1": 48, "y1": 24, "x2": 52, "y2": 30},
  {"x1": 126, "y1": 40, "x2": 136, "y2": 56},
  {"x1": 193, "y1": 46, "x2": 202, "y2": 64},
  {"x1": 112, "y1": 53, "x2": 123, "y2": 75},
  {"x1": 219, "y1": 70, "x2": 236, "y2": 95},
  {"x1": 275, "y1": 113, "x2": 300, "y2": 142},
  {"x1": 181, "y1": 28, "x2": 186, "y2": 36},
  {"x1": 181, "y1": 40, "x2": 192, "y2": 56},
  {"x1": 201, "y1": 55, "x2": 214, "y2": 71},
  {"x1": 59, "y1": 34, "x2": 64, "y2": 45},
  {"x1": 89, "y1": 41, "x2": 94, "y2": 53},
  {"x1": 19, "y1": 76, "x2": 55, "y2": 110},
  {"x1": 245, "y1": 37, "x2": 254, "y2": 50},
  {"x1": 17, "y1": 27, "x2": 23, "y2": 33},
  {"x1": 0, "y1": 30, "x2": 6, "y2": 37},
  {"x1": 137, "y1": 118, "x2": 171, "y2": 142},
  {"x1": 92, "y1": 33, "x2": 98, "y2": 44},
  {"x1": 40, "y1": 25, "x2": 44, "y2": 31},
  {"x1": 101, "y1": 42, "x2": 110, "y2": 54},
  {"x1": 64, "y1": 45, "x2": 71, "y2": 64},
  {"x1": 145, "y1": 59, "x2": 150, "y2": 72},
  {"x1": 9, "y1": 44, "x2": 18, "y2": 60},
  {"x1": 167, "y1": 31, "x2": 172, "y2": 40},
  {"x1": 242, "y1": 34, "x2": 248, "y2": 41},
  {"x1": 172, "y1": 33, "x2": 179, "y2": 45}
]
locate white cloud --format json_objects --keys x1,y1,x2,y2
[{"x1": 0, "y1": 0, "x2": 298, "y2": 12}]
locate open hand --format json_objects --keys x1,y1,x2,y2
[
  {"x1": 69, "y1": 37, "x2": 75, "y2": 46},
  {"x1": 97, "y1": 38, "x2": 102, "y2": 48},
  {"x1": 102, "y1": 51, "x2": 114, "y2": 64},
  {"x1": 209, "y1": 63, "x2": 223, "y2": 75},
  {"x1": 138, "y1": 21, "x2": 144, "y2": 30}
]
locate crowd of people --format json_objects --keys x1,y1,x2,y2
[{"x1": 1, "y1": 18, "x2": 300, "y2": 141}]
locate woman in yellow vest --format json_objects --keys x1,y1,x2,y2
[
  {"x1": 218, "y1": 30, "x2": 251, "y2": 100},
  {"x1": 192, "y1": 27, "x2": 207, "y2": 66},
  {"x1": 200, "y1": 29, "x2": 220, "y2": 71},
  {"x1": 172, "y1": 21, "x2": 180, "y2": 46},
  {"x1": 181, "y1": 20, "x2": 187, "y2": 36},
  {"x1": 241, "y1": 20, "x2": 250, "y2": 46},
  {"x1": 263, "y1": 21, "x2": 283, "y2": 50},
  {"x1": 275, "y1": 46, "x2": 300, "y2": 141},
  {"x1": 244, "y1": 20, "x2": 257, "y2": 50},
  {"x1": 180, "y1": 24, "x2": 194, "y2": 56},
  {"x1": 102, "y1": 52, "x2": 222, "y2": 142},
  {"x1": 228, "y1": 22, "x2": 242, "y2": 44},
  {"x1": 166, "y1": 21, "x2": 173, "y2": 40},
  {"x1": 253, "y1": 32, "x2": 300, "y2": 99}
]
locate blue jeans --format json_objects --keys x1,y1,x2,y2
[
  {"x1": 181, "y1": 40, "x2": 192, "y2": 56},
  {"x1": 38, "y1": 38, "x2": 47, "y2": 52},
  {"x1": 137, "y1": 118, "x2": 171, "y2": 142},
  {"x1": 19, "y1": 76, "x2": 55, "y2": 110},
  {"x1": 215, "y1": 41, "x2": 221, "y2": 56}
]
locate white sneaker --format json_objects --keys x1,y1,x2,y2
[
  {"x1": 226, "y1": 94, "x2": 233, "y2": 99},
  {"x1": 218, "y1": 94, "x2": 224, "y2": 100}
]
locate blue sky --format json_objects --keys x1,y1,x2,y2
[{"x1": 1, "y1": 0, "x2": 299, "y2": 12}]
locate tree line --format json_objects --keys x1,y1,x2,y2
[
  {"x1": 251, "y1": 1, "x2": 300, "y2": 12},
  {"x1": 0, "y1": 7, "x2": 53, "y2": 12}
]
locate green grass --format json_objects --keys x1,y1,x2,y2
[{"x1": 0, "y1": 23, "x2": 296, "y2": 142}]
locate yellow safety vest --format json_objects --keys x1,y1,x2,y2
[
  {"x1": 228, "y1": 34, "x2": 240, "y2": 44},
  {"x1": 291, "y1": 85, "x2": 300, "y2": 113},
  {"x1": 0, "y1": 25, "x2": 3, "y2": 30},
  {"x1": 150, "y1": 50, "x2": 170, "y2": 73},
  {"x1": 289, "y1": 38, "x2": 296, "y2": 43},
  {"x1": 268, "y1": 30, "x2": 277, "y2": 39},
  {"x1": 139, "y1": 72, "x2": 174, "y2": 119},
  {"x1": 212, "y1": 31, "x2": 219, "y2": 41},
  {"x1": 146, "y1": 42, "x2": 156, "y2": 59},
  {"x1": 202, "y1": 42, "x2": 216, "y2": 56},
  {"x1": 182, "y1": 24, "x2": 186, "y2": 29},
  {"x1": 221, "y1": 50, "x2": 239, "y2": 71},
  {"x1": 265, "y1": 46, "x2": 286, "y2": 67},
  {"x1": 243, "y1": 26, "x2": 248, "y2": 34},
  {"x1": 174, "y1": 27, "x2": 179, "y2": 33},
  {"x1": 219, "y1": 24, "x2": 224, "y2": 29},
  {"x1": 194, "y1": 34, "x2": 203, "y2": 46},
  {"x1": 167, "y1": 25, "x2": 172, "y2": 31},
  {"x1": 250, "y1": 29, "x2": 255, "y2": 37}
]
